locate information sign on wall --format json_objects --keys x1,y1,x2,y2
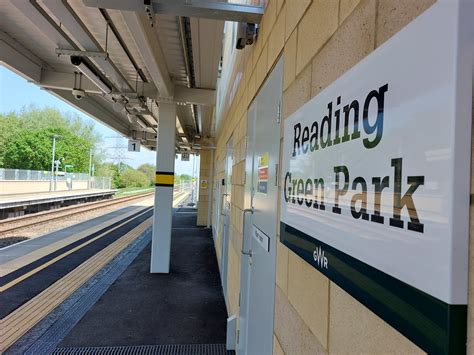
[
  {"x1": 280, "y1": 2, "x2": 472, "y2": 354},
  {"x1": 257, "y1": 152, "x2": 269, "y2": 194}
]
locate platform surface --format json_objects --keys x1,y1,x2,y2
[
  {"x1": 59, "y1": 209, "x2": 228, "y2": 347},
  {"x1": 0, "y1": 189, "x2": 116, "y2": 208},
  {"x1": 0, "y1": 205, "x2": 142, "y2": 267},
  {"x1": 1, "y1": 201, "x2": 230, "y2": 354}
]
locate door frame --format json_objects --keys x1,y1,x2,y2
[
  {"x1": 220, "y1": 136, "x2": 233, "y2": 303},
  {"x1": 237, "y1": 57, "x2": 283, "y2": 354}
]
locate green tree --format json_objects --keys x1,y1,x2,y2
[
  {"x1": 0, "y1": 112, "x2": 22, "y2": 166},
  {"x1": 179, "y1": 174, "x2": 192, "y2": 181},
  {"x1": 17, "y1": 106, "x2": 99, "y2": 144},
  {"x1": 94, "y1": 163, "x2": 114, "y2": 178},
  {"x1": 119, "y1": 168, "x2": 149, "y2": 188},
  {"x1": 3, "y1": 127, "x2": 93, "y2": 171},
  {"x1": 137, "y1": 163, "x2": 155, "y2": 186},
  {"x1": 95, "y1": 162, "x2": 120, "y2": 188},
  {"x1": 0, "y1": 107, "x2": 102, "y2": 172}
]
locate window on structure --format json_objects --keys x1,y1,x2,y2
[{"x1": 230, "y1": 22, "x2": 237, "y2": 53}]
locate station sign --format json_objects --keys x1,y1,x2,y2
[
  {"x1": 280, "y1": 2, "x2": 472, "y2": 354},
  {"x1": 128, "y1": 139, "x2": 140, "y2": 152}
]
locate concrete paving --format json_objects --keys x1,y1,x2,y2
[
  {"x1": 0, "y1": 208, "x2": 154, "y2": 318},
  {"x1": 0, "y1": 190, "x2": 116, "y2": 211},
  {"x1": 58, "y1": 209, "x2": 228, "y2": 347}
]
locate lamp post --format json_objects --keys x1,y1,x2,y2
[
  {"x1": 88, "y1": 148, "x2": 93, "y2": 189},
  {"x1": 54, "y1": 157, "x2": 64, "y2": 191},
  {"x1": 49, "y1": 135, "x2": 60, "y2": 191}
]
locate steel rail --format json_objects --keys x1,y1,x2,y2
[{"x1": 0, "y1": 192, "x2": 155, "y2": 235}]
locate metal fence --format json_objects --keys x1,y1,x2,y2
[
  {"x1": 173, "y1": 181, "x2": 193, "y2": 193},
  {"x1": 0, "y1": 168, "x2": 111, "y2": 189},
  {"x1": 90, "y1": 176, "x2": 112, "y2": 190}
]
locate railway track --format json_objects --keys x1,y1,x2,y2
[
  {"x1": 0, "y1": 191, "x2": 192, "y2": 350},
  {"x1": 0, "y1": 191, "x2": 156, "y2": 235},
  {"x1": 0, "y1": 205, "x2": 155, "y2": 352}
]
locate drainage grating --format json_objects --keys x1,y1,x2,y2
[{"x1": 53, "y1": 344, "x2": 234, "y2": 355}]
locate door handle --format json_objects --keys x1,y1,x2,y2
[
  {"x1": 241, "y1": 208, "x2": 254, "y2": 257},
  {"x1": 274, "y1": 163, "x2": 279, "y2": 186}
]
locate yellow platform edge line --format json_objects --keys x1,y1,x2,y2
[
  {"x1": 0, "y1": 192, "x2": 183, "y2": 276},
  {"x1": 0, "y1": 219, "x2": 152, "y2": 353},
  {"x1": 0, "y1": 208, "x2": 150, "y2": 292},
  {"x1": 1, "y1": 223, "x2": 149, "y2": 331},
  {"x1": 0, "y1": 206, "x2": 146, "y2": 277},
  {"x1": 1, "y1": 221, "x2": 151, "y2": 325}
]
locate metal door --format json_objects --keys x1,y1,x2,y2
[
  {"x1": 213, "y1": 158, "x2": 223, "y2": 241},
  {"x1": 221, "y1": 137, "x2": 233, "y2": 301},
  {"x1": 238, "y1": 59, "x2": 283, "y2": 355}
]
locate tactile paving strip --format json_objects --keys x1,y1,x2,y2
[
  {"x1": 1, "y1": 216, "x2": 152, "y2": 354},
  {"x1": 20, "y1": 229, "x2": 153, "y2": 355},
  {"x1": 52, "y1": 344, "x2": 234, "y2": 354}
]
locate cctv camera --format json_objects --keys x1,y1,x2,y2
[
  {"x1": 236, "y1": 23, "x2": 257, "y2": 50},
  {"x1": 72, "y1": 89, "x2": 86, "y2": 100},
  {"x1": 70, "y1": 56, "x2": 82, "y2": 66}
]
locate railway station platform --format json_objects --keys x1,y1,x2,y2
[
  {"x1": 0, "y1": 202, "x2": 231, "y2": 354},
  {"x1": 0, "y1": 189, "x2": 116, "y2": 220}
]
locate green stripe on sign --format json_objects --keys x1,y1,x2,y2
[{"x1": 280, "y1": 222, "x2": 467, "y2": 355}]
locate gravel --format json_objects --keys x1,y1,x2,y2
[{"x1": 0, "y1": 196, "x2": 155, "y2": 245}]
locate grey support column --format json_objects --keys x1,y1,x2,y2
[{"x1": 151, "y1": 102, "x2": 176, "y2": 273}]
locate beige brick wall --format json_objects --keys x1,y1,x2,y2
[
  {"x1": 213, "y1": 152, "x2": 224, "y2": 265},
  {"x1": 197, "y1": 150, "x2": 212, "y2": 226},
  {"x1": 328, "y1": 283, "x2": 424, "y2": 354},
  {"x1": 209, "y1": 0, "x2": 457, "y2": 354}
]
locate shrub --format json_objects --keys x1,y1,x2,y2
[{"x1": 119, "y1": 168, "x2": 149, "y2": 188}]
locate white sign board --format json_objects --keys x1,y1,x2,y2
[
  {"x1": 253, "y1": 225, "x2": 269, "y2": 252},
  {"x1": 280, "y1": 1, "x2": 472, "y2": 306},
  {"x1": 128, "y1": 140, "x2": 140, "y2": 152}
]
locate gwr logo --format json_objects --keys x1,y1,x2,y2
[{"x1": 313, "y1": 246, "x2": 328, "y2": 269}]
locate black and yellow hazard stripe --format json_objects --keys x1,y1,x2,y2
[{"x1": 155, "y1": 171, "x2": 174, "y2": 187}]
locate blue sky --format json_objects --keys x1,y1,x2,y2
[{"x1": 0, "y1": 65, "x2": 195, "y2": 175}]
